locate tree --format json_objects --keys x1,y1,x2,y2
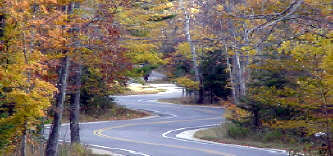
[
  {"x1": 178, "y1": 0, "x2": 202, "y2": 103},
  {"x1": 200, "y1": 50, "x2": 231, "y2": 103},
  {"x1": 0, "y1": 0, "x2": 58, "y2": 154},
  {"x1": 114, "y1": 0, "x2": 172, "y2": 80}
]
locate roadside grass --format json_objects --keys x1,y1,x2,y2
[
  {"x1": 158, "y1": 97, "x2": 222, "y2": 107},
  {"x1": 147, "y1": 80, "x2": 170, "y2": 84},
  {"x1": 119, "y1": 84, "x2": 167, "y2": 95},
  {"x1": 62, "y1": 105, "x2": 149, "y2": 123},
  {"x1": 120, "y1": 89, "x2": 160, "y2": 95},
  {"x1": 4, "y1": 143, "x2": 113, "y2": 156},
  {"x1": 194, "y1": 123, "x2": 324, "y2": 156},
  {"x1": 58, "y1": 143, "x2": 110, "y2": 156}
]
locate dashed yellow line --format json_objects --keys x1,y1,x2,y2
[{"x1": 93, "y1": 117, "x2": 234, "y2": 156}]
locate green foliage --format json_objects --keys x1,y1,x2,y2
[
  {"x1": 149, "y1": 14, "x2": 177, "y2": 22},
  {"x1": 80, "y1": 67, "x2": 119, "y2": 115},
  {"x1": 200, "y1": 51, "x2": 231, "y2": 100},
  {"x1": 128, "y1": 29, "x2": 150, "y2": 37},
  {"x1": 250, "y1": 67, "x2": 289, "y2": 89},
  {"x1": 225, "y1": 33, "x2": 333, "y2": 154},
  {"x1": 0, "y1": 121, "x2": 15, "y2": 149},
  {"x1": 169, "y1": 57, "x2": 191, "y2": 78},
  {"x1": 226, "y1": 123, "x2": 249, "y2": 139},
  {"x1": 58, "y1": 143, "x2": 95, "y2": 156},
  {"x1": 262, "y1": 130, "x2": 283, "y2": 142},
  {"x1": 136, "y1": 64, "x2": 159, "y2": 76}
]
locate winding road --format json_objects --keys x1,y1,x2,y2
[{"x1": 57, "y1": 84, "x2": 287, "y2": 156}]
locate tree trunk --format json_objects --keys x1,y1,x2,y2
[
  {"x1": 235, "y1": 51, "x2": 244, "y2": 97},
  {"x1": 253, "y1": 109, "x2": 261, "y2": 128},
  {"x1": 319, "y1": 83, "x2": 332, "y2": 155},
  {"x1": 225, "y1": 45, "x2": 238, "y2": 104},
  {"x1": 197, "y1": 81, "x2": 204, "y2": 104},
  {"x1": 184, "y1": 13, "x2": 200, "y2": 83},
  {"x1": 20, "y1": 127, "x2": 27, "y2": 156},
  {"x1": 45, "y1": 56, "x2": 70, "y2": 156},
  {"x1": 181, "y1": 1, "x2": 201, "y2": 103},
  {"x1": 70, "y1": 63, "x2": 81, "y2": 144},
  {"x1": 69, "y1": 1, "x2": 81, "y2": 144},
  {"x1": 210, "y1": 87, "x2": 213, "y2": 104},
  {"x1": 232, "y1": 53, "x2": 241, "y2": 104}
]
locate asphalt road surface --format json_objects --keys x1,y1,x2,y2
[{"x1": 56, "y1": 84, "x2": 287, "y2": 156}]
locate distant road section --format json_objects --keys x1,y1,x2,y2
[{"x1": 147, "y1": 70, "x2": 167, "y2": 82}]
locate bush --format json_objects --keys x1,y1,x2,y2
[
  {"x1": 263, "y1": 130, "x2": 283, "y2": 142},
  {"x1": 226, "y1": 123, "x2": 249, "y2": 139},
  {"x1": 82, "y1": 96, "x2": 115, "y2": 116}
]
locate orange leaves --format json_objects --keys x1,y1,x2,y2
[
  {"x1": 47, "y1": 28, "x2": 65, "y2": 47},
  {"x1": 225, "y1": 103, "x2": 251, "y2": 122},
  {"x1": 41, "y1": 0, "x2": 58, "y2": 4}
]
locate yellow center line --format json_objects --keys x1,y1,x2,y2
[
  {"x1": 193, "y1": 108, "x2": 219, "y2": 114},
  {"x1": 93, "y1": 117, "x2": 235, "y2": 156}
]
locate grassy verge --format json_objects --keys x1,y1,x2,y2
[
  {"x1": 3, "y1": 142, "x2": 115, "y2": 156},
  {"x1": 158, "y1": 97, "x2": 222, "y2": 107},
  {"x1": 58, "y1": 143, "x2": 111, "y2": 156},
  {"x1": 147, "y1": 80, "x2": 170, "y2": 84},
  {"x1": 194, "y1": 123, "x2": 324, "y2": 156},
  {"x1": 120, "y1": 84, "x2": 167, "y2": 95},
  {"x1": 121, "y1": 88, "x2": 163, "y2": 95},
  {"x1": 62, "y1": 105, "x2": 149, "y2": 123}
]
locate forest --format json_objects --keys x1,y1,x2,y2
[{"x1": 0, "y1": 0, "x2": 332, "y2": 156}]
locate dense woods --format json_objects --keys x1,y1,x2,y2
[{"x1": 0, "y1": 0, "x2": 332, "y2": 155}]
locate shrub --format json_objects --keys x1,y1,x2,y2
[
  {"x1": 226, "y1": 123, "x2": 249, "y2": 139},
  {"x1": 263, "y1": 130, "x2": 283, "y2": 142},
  {"x1": 82, "y1": 96, "x2": 115, "y2": 116}
]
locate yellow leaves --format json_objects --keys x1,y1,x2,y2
[
  {"x1": 323, "y1": 33, "x2": 333, "y2": 95},
  {"x1": 225, "y1": 104, "x2": 250, "y2": 122},
  {"x1": 152, "y1": 1, "x2": 174, "y2": 11},
  {"x1": 40, "y1": 5, "x2": 49, "y2": 14},
  {"x1": 235, "y1": 4, "x2": 247, "y2": 12},
  {"x1": 227, "y1": 49, "x2": 235, "y2": 55},
  {"x1": 241, "y1": 46, "x2": 257, "y2": 55},
  {"x1": 304, "y1": 0, "x2": 332, "y2": 16},
  {"x1": 123, "y1": 41, "x2": 164, "y2": 65},
  {"x1": 279, "y1": 33, "x2": 331, "y2": 62},
  {"x1": 250, "y1": 32, "x2": 333, "y2": 135},
  {"x1": 54, "y1": 14, "x2": 68, "y2": 25},
  {"x1": 175, "y1": 42, "x2": 191, "y2": 58},
  {"x1": 2, "y1": 77, "x2": 56, "y2": 120},
  {"x1": 215, "y1": 5, "x2": 224, "y2": 12},
  {"x1": 278, "y1": 40, "x2": 291, "y2": 54},
  {"x1": 175, "y1": 76, "x2": 199, "y2": 90},
  {"x1": 190, "y1": 8, "x2": 199, "y2": 14},
  {"x1": 165, "y1": 2, "x2": 173, "y2": 8},
  {"x1": 0, "y1": 44, "x2": 56, "y2": 122},
  {"x1": 264, "y1": 120, "x2": 324, "y2": 135}
]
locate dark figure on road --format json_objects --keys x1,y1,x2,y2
[{"x1": 144, "y1": 73, "x2": 149, "y2": 82}]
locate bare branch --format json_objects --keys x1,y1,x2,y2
[{"x1": 246, "y1": 0, "x2": 304, "y2": 35}]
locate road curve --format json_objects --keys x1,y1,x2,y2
[{"x1": 57, "y1": 84, "x2": 287, "y2": 156}]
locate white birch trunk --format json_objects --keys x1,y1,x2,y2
[{"x1": 179, "y1": 0, "x2": 200, "y2": 82}]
